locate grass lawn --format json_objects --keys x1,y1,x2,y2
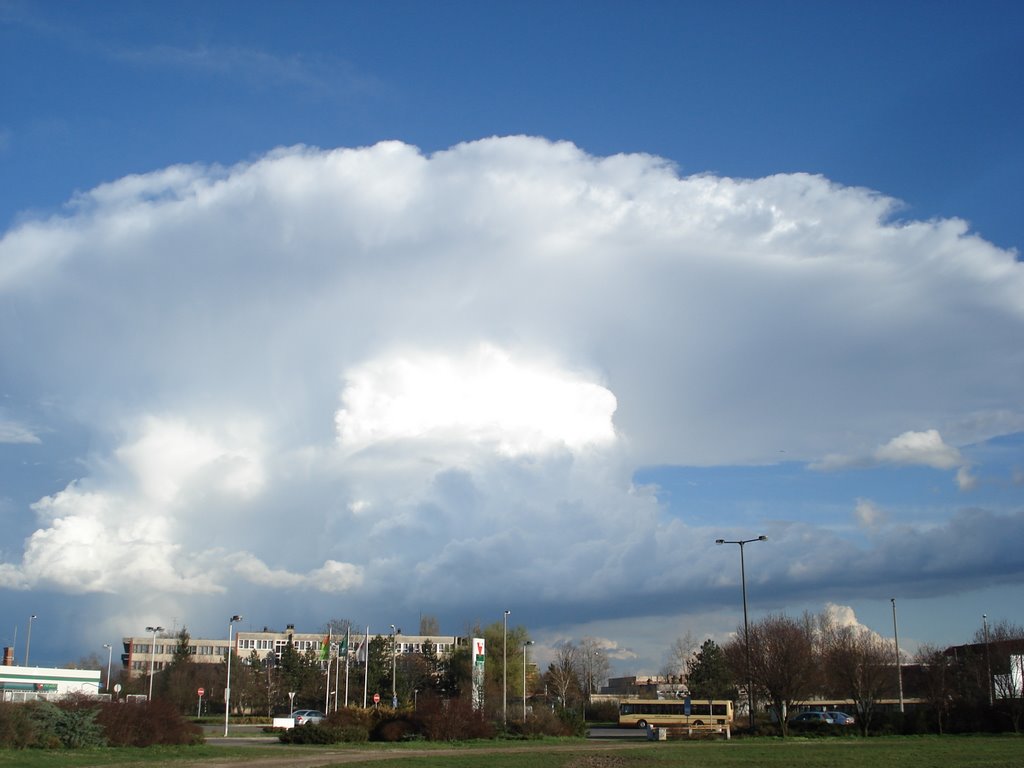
[{"x1": 0, "y1": 735, "x2": 1021, "y2": 768}]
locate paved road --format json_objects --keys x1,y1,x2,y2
[{"x1": 203, "y1": 725, "x2": 647, "y2": 749}]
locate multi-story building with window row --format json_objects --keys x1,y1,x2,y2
[{"x1": 121, "y1": 625, "x2": 465, "y2": 677}]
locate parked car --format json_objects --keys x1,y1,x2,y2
[
  {"x1": 790, "y1": 711, "x2": 834, "y2": 724},
  {"x1": 292, "y1": 709, "x2": 325, "y2": 726},
  {"x1": 827, "y1": 711, "x2": 855, "y2": 726}
]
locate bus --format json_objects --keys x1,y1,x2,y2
[{"x1": 618, "y1": 697, "x2": 734, "y2": 729}]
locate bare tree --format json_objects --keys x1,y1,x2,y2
[
  {"x1": 661, "y1": 631, "x2": 698, "y2": 691},
  {"x1": 973, "y1": 619, "x2": 1024, "y2": 732},
  {"x1": 544, "y1": 641, "x2": 581, "y2": 707},
  {"x1": 578, "y1": 637, "x2": 611, "y2": 699},
  {"x1": 916, "y1": 643, "x2": 955, "y2": 734},
  {"x1": 419, "y1": 614, "x2": 441, "y2": 636},
  {"x1": 820, "y1": 619, "x2": 894, "y2": 735},
  {"x1": 725, "y1": 613, "x2": 819, "y2": 736}
]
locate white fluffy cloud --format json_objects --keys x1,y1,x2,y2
[
  {"x1": 813, "y1": 429, "x2": 968, "y2": 477},
  {"x1": 1, "y1": 137, "x2": 1022, "y2": 657},
  {"x1": 335, "y1": 344, "x2": 617, "y2": 458},
  {"x1": 874, "y1": 430, "x2": 963, "y2": 469}
]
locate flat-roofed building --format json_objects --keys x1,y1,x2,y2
[{"x1": 121, "y1": 625, "x2": 465, "y2": 677}]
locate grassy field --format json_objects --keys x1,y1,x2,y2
[{"x1": 0, "y1": 735, "x2": 1021, "y2": 768}]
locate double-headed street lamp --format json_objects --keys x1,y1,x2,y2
[
  {"x1": 503, "y1": 609, "x2": 511, "y2": 725},
  {"x1": 145, "y1": 625, "x2": 164, "y2": 700},
  {"x1": 716, "y1": 535, "x2": 767, "y2": 732},
  {"x1": 523, "y1": 640, "x2": 534, "y2": 719},
  {"x1": 103, "y1": 643, "x2": 113, "y2": 692},
  {"x1": 224, "y1": 615, "x2": 242, "y2": 737},
  {"x1": 983, "y1": 613, "x2": 994, "y2": 706},
  {"x1": 25, "y1": 614, "x2": 37, "y2": 666},
  {"x1": 891, "y1": 598, "x2": 904, "y2": 713}
]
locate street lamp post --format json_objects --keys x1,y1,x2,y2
[
  {"x1": 982, "y1": 614, "x2": 993, "y2": 706},
  {"x1": 390, "y1": 625, "x2": 400, "y2": 707},
  {"x1": 890, "y1": 598, "x2": 904, "y2": 713},
  {"x1": 25, "y1": 614, "x2": 37, "y2": 666},
  {"x1": 523, "y1": 640, "x2": 534, "y2": 719},
  {"x1": 103, "y1": 643, "x2": 113, "y2": 692},
  {"x1": 145, "y1": 625, "x2": 164, "y2": 700},
  {"x1": 224, "y1": 615, "x2": 242, "y2": 737},
  {"x1": 716, "y1": 535, "x2": 767, "y2": 732},
  {"x1": 503, "y1": 609, "x2": 510, "y2": 725}
]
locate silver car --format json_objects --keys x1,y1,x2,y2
[{"x1": 292, "y1": 709, "x2": 325, "y2": 726}]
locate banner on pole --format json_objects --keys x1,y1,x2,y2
[{"x1": 471, "y1": 637, "x2": 486, "y2": 711}]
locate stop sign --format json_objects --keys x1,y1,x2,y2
[
  {"x1": 197, "y1": 687, "x2": 205, "y2": 697},
  {"x1": 373, "y1": 693, "x2": 380, "y2": 704}
]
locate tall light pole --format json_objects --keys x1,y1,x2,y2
[
  {"x1": 390, "y1": 625, "x2": 400, "y2": 707},
  {"x1": 103, "y1": 643, "x2": 113, "y2": 692},
  {"x1": 890, "y1": 598, "x2": 904, "y2": 713},
  {"x1": 25, "y1": 614, "x2": 37, "y2": 666},
  {"x1": 503, "y1": 609, "x2": 511, "y2": 725},
  {"x1": 145, "y1": 625, "x2": 164, "y2": 700},
  {"x1": 523, "y1": 640, "x2": 534, "y2": 719},
  {"x1": 224, "y1": 615, "x2": 242, "y2": 737},
  {"x1": 716, "y1": 535, "x2": 767, "y2": 732},
  {"x1": 982, "y1": 614, "x2": 993, "y2": 706}
]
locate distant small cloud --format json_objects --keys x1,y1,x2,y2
[
  {"x1": 230, "y1": 553, "x2": 363, "y2": 593},
  {"x1": 854, "y1": 498, "x2": 887, "y2": 528},
  {"x1": 590, "y1": 636, "x2": 639, "y2": 661},
  {"x1": 0, "y1": 419, "x2": 40, "y2": 444},
  {"x1": 813, "y1": 429, "x2": 964, "y2": 472},
  {"x1": 875, "y1": 430, "x2": 962, "y2": 469},
  {"x1": 956, "y1": 465, "x2": 978, "y2": 491}
]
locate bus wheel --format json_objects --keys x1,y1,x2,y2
[
  {"x1": 637, "y1": 720, "x2": 648, "y2": 729},
  {"x1": 693, "y1": 720, "x2": 703, "y2": 726}
]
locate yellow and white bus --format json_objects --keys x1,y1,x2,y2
[{"x1": 618, "y1": 697, "x2": 734, "y2": 729}]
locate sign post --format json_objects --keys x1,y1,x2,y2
[
  {"x1": 373, "y1": 692, "x2": 380, "y2": 708},
  {"x1": 197, "y1": 687, "x2": 205, "y2": 718},
  {"x1": 472, "y1": 637, "x2": 486, "y2": 711}
]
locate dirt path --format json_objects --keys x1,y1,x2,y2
[{"x1": 174, "y1": 740, "x2": 650, "y2": 768}]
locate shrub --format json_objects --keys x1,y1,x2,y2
[
  {"x1": 0, "y1": 702, "x2": 35, "y2": 748},
  {"x1": 373, "y1": 716, "x2": 417, "y2": 742},
  {"x1": 510, "y1": 706, "x2": 579, "y2": 738},
  {"x1": 417, "y1": 694, "x2": 495, "y2": 741},
  {"x1": 586, "y1": 700, "x2": 621, "y2": 723},
  {"x1": 279, "y1": 722, "x2": 345, "y2": 744},
  {"x1": 96, "y1": 699, "x2": 203, "y2": 746},
  {"x1": 0, "y1": 701, "x2": 106, "y2": 749}
]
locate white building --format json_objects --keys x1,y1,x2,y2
[
  {"x1": 121, "y1": 625, "x2": 465, "y2": 677},
  {"x1": 0, "y1": 664, "x2": 102, "y2": 702}
]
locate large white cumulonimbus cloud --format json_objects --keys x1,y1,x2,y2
[{"x1": 0, "y1": 136, "x2": 1022, "y2": 620}]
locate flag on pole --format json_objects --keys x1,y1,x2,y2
[
  {"x1": 339, "y1": 629, "x2": 349, "y2": 657},
  {"x1": 320, "y1": 630, "x2": 332, "y2": 661}
]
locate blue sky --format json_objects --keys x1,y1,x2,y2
[{"x1": 1, "y1": 0, "x2": 1022, "y2": 676}]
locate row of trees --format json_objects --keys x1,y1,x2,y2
[
  {"x1": 542, "y1": 638, "x2": 611, "y2": 710},
  {"x1": 113, "y1": 615, "x2": 541, "y2": 722},
  {"x1": 662, "y1": 612, "x2": 1024, "y2": 736}
]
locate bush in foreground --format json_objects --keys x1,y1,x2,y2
[
  {"x1": 0, "y1": 700, "x2": 105, "y2": 749},
  {"x1": 94, "y1": 699, "x2": 202, "y2": 747}
]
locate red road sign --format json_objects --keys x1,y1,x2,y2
[
  {"x1": 373, "y1": 693, "x2": 380, "y2": 704},
  {"x1": 197, "y1": 687, "x2": 205, "y2": 697}
]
